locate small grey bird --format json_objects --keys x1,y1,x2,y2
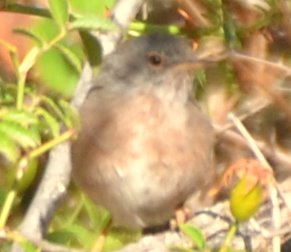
[{"x1": 71, "y1": 33, "x2": 215, "y2": 229}]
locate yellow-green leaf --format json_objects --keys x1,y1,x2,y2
[
  {"x1": 179, "y1": 223, "x2": 205, "y2": 250},
  {"x1": 56, "y1": 44, "x2": 82, "y2": 73},
  {"x1": 69, "y1": 17, "x2": 116, "y2": 31},
  {"x1": 0, "y1": 132, "x2": 20, "y2": 164},
  {"x1": 79, "y1": 31, "x2": 102, "y2": 67},
  {"x1": 19, "y1": 240, "x2": 38, "y2": 252},
  {"x1": 0, "y1": 121, "x2": 40, "y2": 148},
  {"x1": 3, "y1": 110, "x2": 38, "y2": 126},
  {"x1": 16, "y1": 159, "x2": 39, "y2": 192},
  {"x1": 40, "y1": 96, "x2": 64, "y2": 120},
  {"x1": 58, "y1": 99, "x2": 79, "y2": 129},
  {"x1": 230, "y1": 176, "x2": 263, "y2": 222},
  {"x1": 49, "y1": 0, "x2": 69, "y2": 29},
  {"x1": 36, "y1": 107, "x2": 60, "y2": 138}
]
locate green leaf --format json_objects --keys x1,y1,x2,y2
[
  {"x1": 0, "y1": 131, "x2": 20, "y2": 164},
  {"x1": 70, "y1": 17, "x2": 116, "y2": 31},
  {"x1": 17, "y1": 159, "x2": 39, "y2": 192},
  {"x1": 79, "y1": 31, "x2": 102, "y2": 67},
  {"x1": 69, "y1": 0, "x2": 115, "y2": 17},
  {"x1": 3, "y1": 110, "x2": 38, "y2": 126},
  {"x1": 30, "y1": 19, "x2": 60, "y2": 42},
  {"x1": 49, "y1": 0, "x2": 69, "y2": 29},
  {"x1": 230, "y1": 176, "x2": 263, "y2": 222},
  {"x1": 82, "y1": 194, "x2": 111, "y2": 229},
  {"x1": 13, "y1": 28, "x2": 45, "y2": 48},
  {"x1": 19, "y1": 240, "x2": 39, "y2": 252},
  {"x1": 0, "y1": 121, "x2": 40, "y2": 148},
  {"x1": 58, "y1": 99, "x2": 79, "y2": 129},
  {"x1": 36, "y1": 107, "x2": 60, "y2": 138},
  {"x1": 47, "y1": 229, "x2": 75, "y2": 245},
  {"x1": 36, "y1": 48, "x2": 79, "y2": 97},
  {"x1": 28, "y1": 124, "x2": 42, "y2": 145},
  {"x1": 40, "y1": 98, "x2": 78, "y2": 130},
  {"x1": 56, "y1": 44, "x2": 82, "y2": 73},
  {"x1": 40, "y1": 96, "x2": 65, "y2": 120},
  {"x1": 179, "y1": 223, "x2": 206, "y2": 250},
  {"x1": 62, "y1": 223, "x2": 95, "y2": 248},
  {"x1": 104, "y1": 228, "x2": 140, "y2": 251}
]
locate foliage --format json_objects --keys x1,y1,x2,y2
[{"x1": 0, "y1": 0, "x2": 117, "y2": 250}]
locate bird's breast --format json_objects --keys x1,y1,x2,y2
[{"x1": 72, "y1": 92, "x2": 214, "y2": 228}]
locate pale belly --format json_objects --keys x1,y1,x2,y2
[{"x1": 72, "y1": 95, "x2": 214, "y2": 228}]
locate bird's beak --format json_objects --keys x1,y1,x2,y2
[{"x1": 175, "y1": 46, "x2": 227, "y2": 71}]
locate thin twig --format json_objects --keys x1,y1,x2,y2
[
  {"x1": 1, "y1": 3, "x2": 51, "y2": 18},
  {"x1": 231, "y1": 52, "x2": 291, "y2": 76},
  {"x1": 216, "y1": 99, "x2": 270, "y2": 133}
]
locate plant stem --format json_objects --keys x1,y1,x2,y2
[
  {"x1": 2, "y1": 3, "x2": 51, "y2": 18},
  {"x1": 16, "y1": 74, "x2": 26, "y2": 110},
  {"x1": 129, "y1": 21, "x2": 181, "y2": 35},
  {"x1": 0, "y1": 189, "x2": 17, "y2": 228},
  {"x1": 219, "y1": 222, "x2": 238, "y2": 252},
  {"x1": 28, "y1": 129, "x2": 75, "y2": 159},
  {"x1": 16, "y1": 47, "x2": 39, "y2": 110},
  {"x1": 2, "y1": 3, "x2": 76, "y2": 21},
  {"x1": 15, "y1": 26, "x2": 65, "y2": 111}
]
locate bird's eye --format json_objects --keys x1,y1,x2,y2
[{"x1": 148, "y1": 52, "x2": 163, "y2": 66}]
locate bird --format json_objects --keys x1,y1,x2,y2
[{"x1": 71, "y1": 33, "x2": 215, "y2": 229}]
